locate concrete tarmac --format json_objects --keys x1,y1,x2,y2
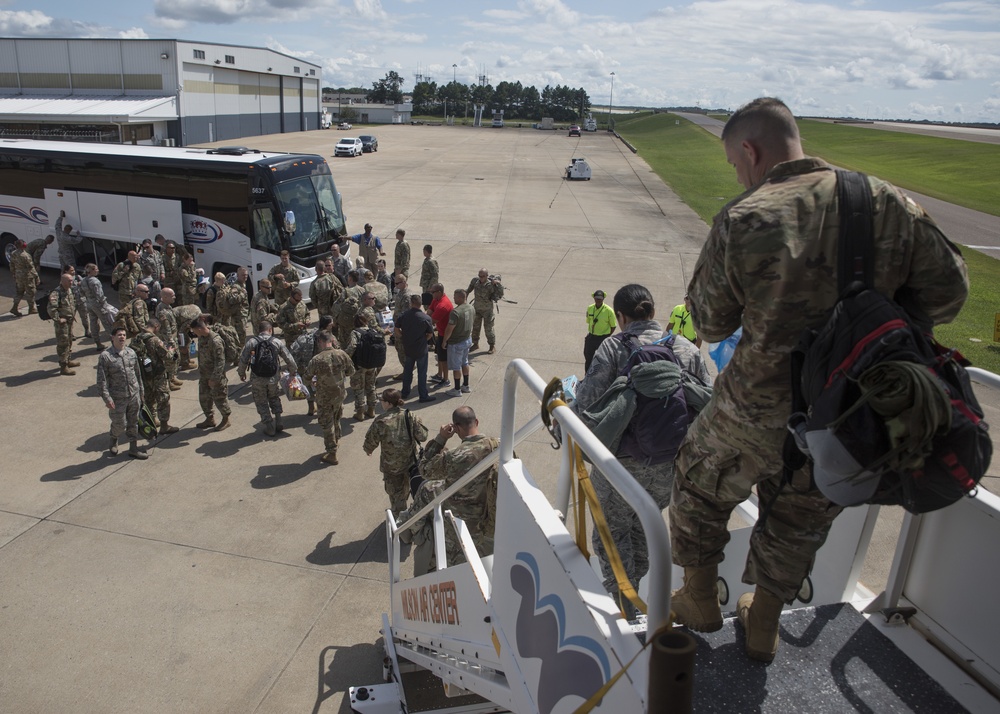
[{"x1": 0, "y1": 124, "x2": 995, "y2": 713}]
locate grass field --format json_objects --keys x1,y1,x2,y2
[{"x1": 615, "y1": 112, "x2": 1000, "y2": 372}]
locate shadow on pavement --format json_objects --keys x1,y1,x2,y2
[
  {"x1": 194, "y1": 430, "x2": 259, "y2": 458},
  {"x1": 251, "y1": 458, "x2": 326, "y2": 489},
  {"x1": 1, "y1": 369, "x2": 57, "y2": 388},
  {"x1": 41, "y1": 454, "x2": 120, "y2": 481},
  {"x1": 307, "y1": 524, "x2": 384, "y2": 567},
  {"x1": 311, "y1": 641, "x2": 385, "y2": 714}
]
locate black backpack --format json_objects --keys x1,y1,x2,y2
[
  {"x1": 785, "y1": 171, "x2": 991, "y2": 514},
  {"x1": 250, "y1": 336, "x2": 279, "y2": 378},
  {"x1": 353, "y1": 326, "x2": 387, "y2": 369},
  {"x1": 612, "y1": 333, "x2": 691, "y2": 466},
  {"x1": 36, "y1": 291, "x2": 52, "y2": 320}
]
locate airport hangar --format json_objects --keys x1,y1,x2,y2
[{"x1": 0, "y1": 38, "x2": 322, "y2": 147}]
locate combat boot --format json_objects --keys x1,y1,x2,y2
[
  {"x1": 109, "y1": 437, "x2": 119, "y2": 456},
  {"x1": 353, "y1": 410, "x2": 365, "y2": 422},
  {"x1": 322, "y1": 451, "x2": 339, "y2": 465},
  {"x1": 737, "y1": 587, "x2": 784, "y2": 663},
  {"x1": 169, "y1": 381, "x2": 182, "y2": 392},
  {"x1": 307, "y1": 400, "x2": 316, "y2": 417},
  {"x1": 28, "y1": 304, "x2": 37, "y2": 315},
  {"x1": 274, "y1": 416, "x2": 284, "y2": 433},
  {"x1": 487, "y1": 345, "x2": 496, "y2": 355},
  {"x1": 60, "y1": 364, "x2": 76, "y2": 376},
  {"x1": 195, "y1": 414, "x2": 216, "y2": 429},
  {"x1": 471, "y1": 342, "x2": 479, "y2": 350},
  {"x1": 160, "y1": 424, "x2": 179, "y2": 435},
  {"x1": 365, "y1": 406, "x2": 376, "y2": 419},
  {"x1": 171, "y1": 377, "x2": 183, "y2": 387},
  {"x1": 9, "y1": 301, "x2": 20, "y2": 317},
  {"x1": 96, "y1": 342, "x2": 106, "y2": 351},
  {"x1": 263, "y1": 420, "x2": 276, "y2": 437},
  {"x1": 67, "y1": 360, "x2": 81, "y2": 368},
  {"x1": 128, "y1": 440, "x2": 149, "y2": 460},
  {"x1": 215, "y1": 414, "x2": 231, "y2": 432},
  {"x1": 671, "y1": 565, "x2": 723, "y2": 632}
]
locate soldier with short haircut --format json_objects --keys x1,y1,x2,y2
[
  {"x1": 290, "y1": 314, "x2": 335, "y2": 417},
  {"x1": 139, "y1": 238, "x2": 165, "y2": 283},
  {"x1": 390, "y1": 274, "x2": 417, "y2": 375},
  {"x1": 418, "y1": 406, "x2": 499, "y2": 566},
  {"x1": 116, "y1": 283, "x2": 150, "y2": 339},
  {"x1": 204, "y1": 272, "x2": 227, "y2": 319},
  {"x1": 393, "y1": 228, "x2": 410, "y2": 280},
  {"x1": 172, "y1": 303, "x2": 204, "y2": 371},
  {"x1": 268, "y1": 250, "x2": 300, "y2": 305},
  {"x1": 467, "y1": 268, "x2": 504, "y2": 354},
  {"x1": 54, "y1": 210, "x2": 85, "y2": 271},
  {"x1": 669, "y1": 97, "x2": 970, "y2": 664},
  {"x1": 97, "y1": 326, "x2": 147, "y2": 459},
  {"x1": 329, "y1": 243, "x2": 351, "y2": 286},
  {"x1": 364, "y1": 388, "x2": 428, "y2": 516},
  {"x1": 49, "y1": 273, "x2": 79, "y2": 376},
  {"x1": 346, "y1": 308, "x2": 381, "y2": 421},
  {"x1": 191, "y1": 316, "x2": 232, "y2": 431},
  {"x1": 227, "y1": 267, "x2": 251, "y2": 348},
  {"x1": 80, "y1": 263, "x2": 114, "y2": 350},
  {"x1": 161, "y1": 239, "x2": 184, "y2": 297},
  {"x1": 8, "y1": 240, "x2": 38, "y2": 317},
  {"x1": 134, "y1": 318, "x2": 179, "y2": 435},
  {"x1": 275, "y1": 287, "x2": 310, "y2": 347},
  {"x1": 112, "y1": 250, "x2": 143, "y2": 307},
  {"x1": 309, "y1": 259, "x2": 337, "y2": 321},
  {"x1": 26, "y1": 235, "x2": 53, "y2": 275},
  {"x1": 155, "y1": 287, "x2": 183, "y2": 389},
  {"x1": 238, "y1": 320, "x2": 297, "y2": 437},
  {"x1": 305, "y1": 330, "x2": 356, "y2": 465},
  {"x1": 63, "y1": 264, "x2": 90, "y2": 340},
  {"x1": 419, "y1": 244, "x2": 438, "y2": 294},
  {"x1": 249, "y1": 278, "x2": 278, "y2": 335}
]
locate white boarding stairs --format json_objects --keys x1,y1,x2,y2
[{"x1": 349, "y1": 360, "x2": 1000, "y2": 714}]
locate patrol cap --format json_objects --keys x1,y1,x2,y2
[{"x1": 593, "y1": 290, "x2": 606, "y2": 299}]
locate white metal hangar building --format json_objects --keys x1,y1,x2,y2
[{"x1": 0, "y1": 38, "x2": 322, "y2": 147}]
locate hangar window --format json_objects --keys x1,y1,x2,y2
[
  {"x1": 293, "y1": 66, "x2": 300, "y2": 74},
  {"x1": 309, "y1": 69, "x2": 316, "y2": 76},
  {"x1": 225, "y1": 55, "x2": 235, "y2": 64},
  {"x1": 193, "y1": 49, "x2": 205, "y2": 60}
]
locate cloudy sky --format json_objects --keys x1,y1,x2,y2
[{"x1": 3, "y1": 0, "x2": 999, "y2": 122}]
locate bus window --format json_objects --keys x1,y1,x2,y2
[
  {"x1": 313, "y1": 174, "x2": 343, "y2": 235},
  {"x1": 274, "y1": 178, "x2": 321, "y2": 252},
  {"x1": 251, "y1": 206, "x2": 282, "y2": 253}
]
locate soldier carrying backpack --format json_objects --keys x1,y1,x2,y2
[
  {"x1": 568, "y1": 284, "x2": 712, "y2": 621},
  {"x1": 237, "y1": 319, "x2": 296, "y2": 436}
]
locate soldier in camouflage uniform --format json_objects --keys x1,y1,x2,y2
[
  {"x1": 97, "y1": 326, "x2": 148, "y2": 458},
  {"x1": 178, "y1": 253, "x2": 199, "y2": 307},
  {"x1": 133, "y1": 318, "x2": 179, "y2": 435},
  {"x1": 275, "y1": 287, "x2": 310, "y2": 347},
  {"x1": 80, "y1": 263, "x2": 115, "y2": 349},
  {"x1": 268, "y1": 250, "x2": 300, "y2": 305},
  {"x1": 346, "y1": 302, "x2": 382, "y2": 420},
  {"x1": 173, "y1": 303, "x2": 203, "y2": 371},
  {"x1": 467, "y1": 269, "x2": 504, "y2": 354},
  {"x1": 419, "y1": 244, "x2": 438, "y2": 294},
  {"x1": 364, "y1": 388, "x2": 429, "y2": 515},
  {"x1": 229, "y1": 266, "x2": 252, "y2": 348},
  {"x1": 116, "y1": 284, "x2": 150, "y2": 339},
  {"x1": 570, "y1": 284, "x2": 707, "y2": 620},
  {"x1": 139, "y1": 239, "x2": 165, "y2": 284},
  {"x1": 305, "y1": 330, "x2": 355, "y2": 465},
  {"x1": 8, "y1": 240, "x2": 37, "y2": 317},
  {"x1": 397, "y1": 478, "x2": 444, "y2": 576},
  {"x1": 49, "y1": 273, "x2": 79, "y2": 376},
  {"x1": 291, "y1": 315, "x2": 335, "y2": 418},
  {"x1": 63, "y1": 265, "x2": 90, "y2": 340},
  {"x1": 334, "y1": 271, "x2": 365, "y2": 349},
  {"x1": 161, "y1": 240, "x2": 185, "y2": 301},
  {"x1": 419, "y1": 406, "x2": 499, "y2": 567},
  {"x1": 54, "y1": 211, "x2": 85, "y2": 271},
  {"x1": 250, "y1": 279, "x2": 278, "y2": 335},
  {"x1": 363, "y1": 269, "x2": 390, "y2": 316},
  {"x1": 391, "y1": 275, "x2": 418, "y2": 374},
  {"x1": 309, "y1": 260, "x2": 334, "y2": 321},
  {"x1": 393, "y1": 228, "x2": 410, "y2": 281},
  {"x1": 112, "y1": 251, "x2": 143, "y2": 307},
  {"x1": 237, "y1": 320, "x2": 297, "y2": 437},
  {"x1": 191, "y1": 317, "x2": 232, "y2": 431},
  {"x1": 155, "y1": 287, "x2": 183, "y2": 390},
  {"x1": 667, "y1": 98, "x2": 970, "y2": 664},
  {"x1": 26, "y1": 235, "x2": 53, "y2": 275}
]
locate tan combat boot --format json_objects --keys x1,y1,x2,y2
[
  {"x1": 60, "y1": 364, "x2": 76, "y2": 376},
  {"x1": 109, "y1": 437, "x2": 119, "y2": 456},
  {"x1": 215, "y1": 414, "x2": 231, "y2": 432},
  {"x1": 671, "y1": 565, "x2": 723, "y2": 632},
  {"x1": 737, "y1": 587, "x2": 785, "y2": 663},
  {"x1": 9, "y1": 302, "x2": 20, "y2": 317},
  {"x1": 160, "y1": 424, "x2": 179, "y2": 435},
  {"x1": 169, "y1": 382, "x2": 182, "y2": 392},
  {"x1": 365, "y1": 406, "x2": 376, "y2": 419},
  {"x1": 487, "y1": 345, "x2": 496, "y2": 355},
  {"x1": 195, "y1": 414, "x2": 216, "y2": 429},
  {"x1": 128, "y1": 440, "x2": 149, "y2": 460},
  {"x1": 353, "y1": 410, "x2": 365, "y2": 422},
  {"x1": 67, "y1": 360, "x2": 81, "y2": 368},
  {"x1": 322, "y1": 451, "x2": 339, "y2": 465}
]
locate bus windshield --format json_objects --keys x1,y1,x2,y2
[{"x1": 273, "y1": 174, "x2": 344, "y2": 256}]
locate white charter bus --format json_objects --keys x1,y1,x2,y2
[{"x1": 0, "y1": 139, "x2": 348, "y2": 292}]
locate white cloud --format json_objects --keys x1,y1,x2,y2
[
  {"x1": 908, "y1": 102, "x2": 946, "y2": 117},
  {"x1": 118, "y1": 27, "x2": 149, "y2": 39},
  {"x1": 0, "y1": 9, "x2": 55, "y2": 34}
]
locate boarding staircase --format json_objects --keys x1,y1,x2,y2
[{"x1": 349, "y1": 360, "x2": 1000, "y2": 713}]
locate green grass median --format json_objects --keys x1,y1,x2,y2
[{"x1": 616, "y1": 112, "x2": 1000, "y2": 372}]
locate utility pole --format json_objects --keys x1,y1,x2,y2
[{"x1": 608, "y1": 72, "x2": 615, "y2": 132}]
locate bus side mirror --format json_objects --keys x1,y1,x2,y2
[{"x1": 284, "y1": 210, "x2": 296, "y2": 235}]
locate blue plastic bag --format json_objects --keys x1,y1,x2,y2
[{"x1": 708, "y1": 327, "x2": 742, "y2": 373}]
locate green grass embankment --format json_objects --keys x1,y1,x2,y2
[{"x1": 616, "y1": 112, "x2": 1000, "y2": 371}]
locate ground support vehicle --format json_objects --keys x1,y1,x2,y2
[
  {"x1": 565, "y1": 157, "x2": 592, "y2": 180},
  {"x1": 350, "y1": 360, "x2": 1000, "y2": 713},
  {"x1": 0, "y1": 140, "x2": 348, "y2": 295}
]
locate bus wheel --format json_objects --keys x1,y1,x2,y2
[{"x1": 1, "y1": 233, "x2": 19, "y2": 267}]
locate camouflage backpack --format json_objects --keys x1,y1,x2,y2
[
  {"x1": 336, "y1": 293, "x2": 361, "y2": 329},
  {"x1": 216, "y1": 284, "x2": 243, "y2": 318},
  {"x1": 130, "y1": 333, "x2": 164, "y2": 378},
  {"x1": 211, "y1": 323, "x2": 241, "y2": 364}
]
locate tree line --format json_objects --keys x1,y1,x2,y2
[{"x1": 327, "y1": 72, "x2": 593, "y2": 122}]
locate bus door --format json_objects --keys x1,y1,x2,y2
[
  {"x1": 42, "y1": 188, "x2": 83, "y2": 269},
  {"x1": 249, "y1": 204, "x2": 283, "y2": 287}
]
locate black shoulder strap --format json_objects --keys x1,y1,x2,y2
[{"x1": 835, "y1": 169, "x2": 874, "y2": 293}]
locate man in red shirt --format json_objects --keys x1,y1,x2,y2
[{"x1": 428, "y1": 283, "x2": 454, "y2": 385}]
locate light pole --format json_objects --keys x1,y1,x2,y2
[
  {"x1": 608, "y1": 71, "x2": 615, "y2": 132},
  {"x1": 452, "y1": 64, "x2": 457, "y2": 84}
]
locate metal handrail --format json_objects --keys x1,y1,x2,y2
[{"x1": 500, "y1": 358, "x2": 673, "y2": 636}]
